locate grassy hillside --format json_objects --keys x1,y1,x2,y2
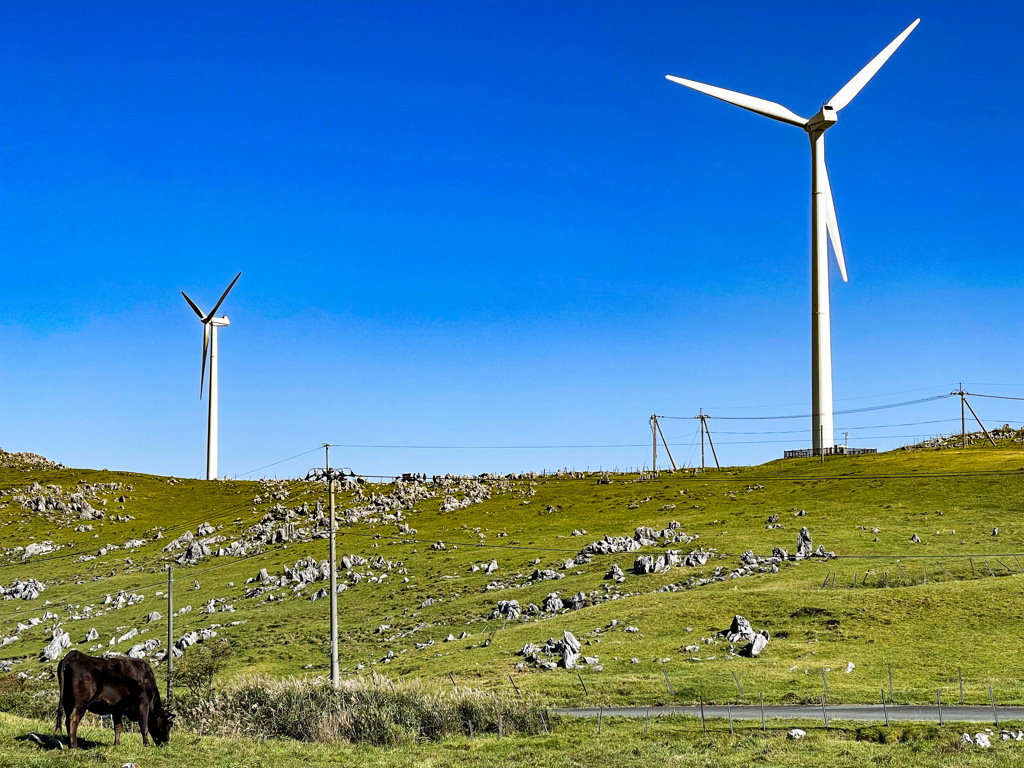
[{"x1": 2, "y1": 440, "x2": 1023, "y2": 709}]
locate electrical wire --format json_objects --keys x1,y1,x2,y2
[
  {"x1": 661, "y1": 395, "x2": 954, "y2": 421},
  {"x1": 233, "y1": 446, "x2": 324, "y2": 479}
]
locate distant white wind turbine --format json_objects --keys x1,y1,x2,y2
[
  {"x1": 181, "y1": 272, "x2": 241, "y2": 480},
  {"x1": 666, "y1": 19, "x2": 919, "y2": 453}
]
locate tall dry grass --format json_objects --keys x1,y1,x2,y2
[{"x1": 177, "y1": 674, "x2": 546, "y2": 745}]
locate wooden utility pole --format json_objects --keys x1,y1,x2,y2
[
  {"x1": 166, "y1": 567, "x2": 173, "y2": 706},
  {"x1": 963, "y1": 395, "x2": 996, "y2": 447},
  {"x1": 699, "y1": 409, "x2": 705, "y2": 470},
  {"x1": 960, "y1": 383, "x2": 966, "y2": 448},
  {"x1": 650, "y1": 416, "x2": 657, "y2": 473},
  {"x1": 704, "y1": 415, "x2": 720, "y2": 470},
  {"x1": 653, "y1": 417, "x2": 678, "y2": 470},
  {"x1": 955, "y1": 385, "x2": 996, "y2": 447},
  {"x1": 325, "y1": 444, "x2": 339, "y2": 687},
  {"x1": 695, "y1": 410, "x2": 720, "y2": 471}
]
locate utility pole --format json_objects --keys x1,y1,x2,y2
[
  {"x1": 843, "y1": 432, "x2": 849, "y2": 448},
  {"x1": 324, "y1": 444, "x2": 339, "y2": 687},
  {"x1": 166, "y1": 567, "x2": 173, "y2": 706},
  {"x1": 652, "y1": 416, "x2": 678, "y2": 471},
  {"x1": 695, "y1": 410, "x2": 720, "y2": 471},
  {"x1": 960, "y1": 383, "x2": 966, "y2": 448},
  {"x1": 650, "y1": 416, "x2": 657, "y2": 473},
  {"x1": 953, "y1": 384, "x2": 996, "y2": 448},
  {"x1": 699, "y1": 409, "x2": 705, "y2": 471}
]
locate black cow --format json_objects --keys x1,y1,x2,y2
[{"x1": 54, "y1": 650, "x2": 173, "y2": 748}]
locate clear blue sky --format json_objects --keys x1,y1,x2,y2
[{"x1": 2, "y1": 1, "x2": 1022, "y2": 479}]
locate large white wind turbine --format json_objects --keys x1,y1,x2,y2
[
  {"x1": 181, "y1": 272, "x2": 241, "y2": 480},
  {"x1": 667, "y1": 19, "x2": 919, "y2": 453}
]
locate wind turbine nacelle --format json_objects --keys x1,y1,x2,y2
[
  {"x1": 209, "y1": 316, "x2": 231, "y2": 327},
  {"x1": 806, "y1": 105, "x2": 838, "y2": 133}
]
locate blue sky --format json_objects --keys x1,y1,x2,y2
[{"x1": 2, "y1": 1, "x2": 1022, "y2": 478}]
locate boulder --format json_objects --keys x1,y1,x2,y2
[
  {"x1": 542, "y1": 593, "x2": 564, "y2": 613},
  {"x1": 40, "y1": 630, "x2": 71, "y2": 661},
  {"x1": 747, "y1": 630, "x2": 770, "y2": 657},
  {"x1": 796, "y1": 527, "x2": 812, "y2": 558},
  {"x1": 562, "y1": 630, "x2": 581, "y2": 654},
  {"x1": 605, "y1": 564, "x2": 624, "y2": 580},
  {"x1": 724, "y1": 615, "x2": 756, "y2": 643},
  {"x1": 633, "y1": 555, "x2": 656, "y2": 575}
]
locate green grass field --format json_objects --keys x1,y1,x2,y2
[
  {"x1": 1, "y1": 439, "x2": 1023, "y2": 717},
  {"x1": 1, "y1": 710, "x2": 1021, "y2": 768}
]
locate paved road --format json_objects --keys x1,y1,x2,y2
[{"x1": 553, "y1": 704, "x2": 1024, "y2": 724}]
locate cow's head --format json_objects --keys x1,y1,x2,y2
[{"x1": 151, "y1": 710, "x2": 175, "y2": 746}]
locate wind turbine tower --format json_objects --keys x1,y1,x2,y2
[
  {"x1": 181, "y1": 272, "x2": 241, "y2": 480},
  {"x1": 666, "y1": 19, "x2": 919, "y2": 453}
]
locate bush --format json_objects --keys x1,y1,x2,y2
[
  {"x1": 175, "y1": 674, "x2": 545, "y2": 745},
  {"x1": 0, "y1": 674, "x2": 58, "y2": 721},
  {"x1": 174, "y1": 639, "x2": 233, "y2": 700}
]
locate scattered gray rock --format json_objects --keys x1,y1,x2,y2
[
  {"x1": 0, "y1": 579, "x2": 47, "y2": 600},
  {"x1": 605, "y1": 564, "x2": 625, "y2": 580},
  {"x1": 40, "y1": 629, "x2": 71, "y2": 661},
  {"x1": 490, "y1": 600, "x2": 521, "y2": 621},
  {"x1": 796, "y1": 527, "x2": 812, "y2": 558},
  {"x1": 530, "y1": 568, "x2": 564, "y2": 582},
  {"x1": 542, "y1": 593, "x2": 564, "y2": 613}
]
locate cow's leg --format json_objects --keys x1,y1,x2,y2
[
  {"x1": 53, "y1": 658, "x2": 65, "y2": 735},
  {"x1": 113, "y1": 714, "x2": 123, "y2": 746},
  {"x1": 68, "y1": 705, "x2": 86, "y2": 749},
  {"x1": 137, "y1": 703, "x2": 150, "y2": 746}
]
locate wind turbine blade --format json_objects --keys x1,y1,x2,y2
[
  {"x1": 200, "y1": 323, "x2": 209, "y2": 399},
  {"x1": 181, "y1": 291, "x2": 205, "y2": 319},
  {"x1": 665, "y1": 75, "x2": 807, "y2": 127},
  {"x1": 205, "y1": 271, "x2": 241, "y2": 320},
  {"x1": 821, "y1": 162, "x2": 848, "y2": 283},
  {"x1": 827, "y1": 19, "x2": 920, "y2": 111}
]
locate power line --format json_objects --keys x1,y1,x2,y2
[
  {"x1": 661, "y1": 395, "x2": 954, "y2": 422},
  {"x1": 233, "y1": 446, "x2": 323, "y2": 479},
  {"x1": 699, "y1": 384, "x2": 956, "y2": 411}
]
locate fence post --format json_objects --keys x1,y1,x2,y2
[
  {"x1": 937, "y1": 690, "x2": 942, "y2": 726},
  {"x1": 699, "y1": 695, "x2": 706, "y2": 734},
  {"x1": 663, "y1": 669, "x2": 674, "y2": 695},
  {"x1": 821, "y1": 695, "x2": 829, "y2": 731},
  {"x1": 509, "y1": 674, "x2": 522, "y2": 699},
  {"x1": 166, "y1": 566, "x2": 173, "y2": 707},
  {"x1": 728, "y1": 703, "x2": 733, "y2": 734},
  {"x1": 732, "y1": 670, "x2": 744, "y2": 696},
  {"x1": 448, "y1": 672, "x2": 458, "y2": 693},
  {"x1": 820, "y1": 668, "x2": 829, "y2": 699},
  {"x1": 888, "y1": 666, "x2": 894, "y2": 703},
  {"x1": 760, "y1": 692, "x2": 765, "y2": 732},
  {"x1": 989, "y1": 686, "x2": 999, "y2": 727},
  {"x1": 597, "y1": 706, "x2": 602, "y2": 734},
  {"x1": 577, "y1": 672, "x2": 589, "y2": 698},
  {"x1": 881, "y1": 689, "x2": 889, "y2": 726}
]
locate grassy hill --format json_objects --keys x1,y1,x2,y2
[{"x1": 2, "y1": 439, "x2": 1023, "y2": 709}]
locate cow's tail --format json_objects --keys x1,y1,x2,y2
[{"x1": 53, "y1": 656, "x2": 65, "y2": 735}]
